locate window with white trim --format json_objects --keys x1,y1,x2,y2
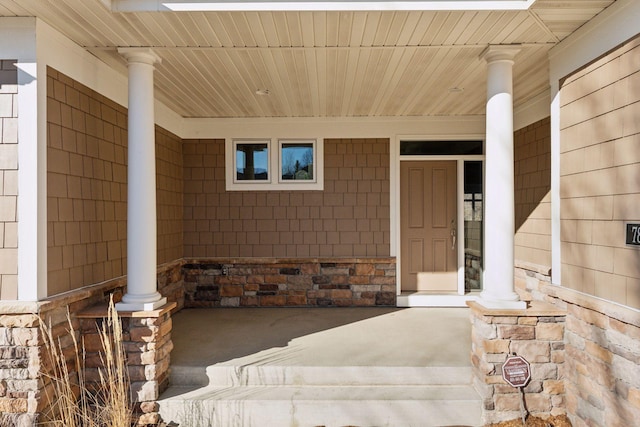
[
  {"x1": 234, "y1": 139, "x2": 270, "y2": 183},
  {"x1": 225, "y1": 138, "x2": 323, "y2": 191}
]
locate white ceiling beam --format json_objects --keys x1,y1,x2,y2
[{"x1": 112, "y1": 0, "x2": 536, "y2": 12}]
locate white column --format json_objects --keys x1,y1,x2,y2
[
  {"x1": 116, "y1": 48, "x2": 166, "y2": 311},
  {"x1": 1, "y1": 19, "x2": 46, "y2": 302},
  {"x1": 550, "y1": 81, "x2": 561, "y2": 285},
  {"x1": 479, "y1": 45, "x2": 526, "y2": 309}
]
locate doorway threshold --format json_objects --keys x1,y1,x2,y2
[{"x1": 397, "y1": 291, "x2": 480, "y2": 307}]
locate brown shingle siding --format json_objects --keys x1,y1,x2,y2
[
  {"x1": 46, "y1": 68, "x2": 184, "y2": 296},
  {"x1": 514, "y1": 117, "x2": 552, "y2": 269},
  {"x1": 183, "y1": 138, "x2": 391, "y2": 258}
]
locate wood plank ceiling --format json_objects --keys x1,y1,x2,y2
[{"x1": 0, "y1": 0, "x2": 616, "y2": 118}]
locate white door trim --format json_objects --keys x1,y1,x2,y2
[{"x1": 391, "y1": 135, "x2": 485, "y2": 306}]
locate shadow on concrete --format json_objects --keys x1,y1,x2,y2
[{"x1": 169, "y1": 307, "x2": 471, "y2": 368}]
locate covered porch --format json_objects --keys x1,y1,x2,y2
[{"x1": 3, "y1": 1, "x2": 636, "y2": 426}]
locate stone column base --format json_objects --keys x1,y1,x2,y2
[
  {"x1": 468, "y1": 301, "x2": 567, "y2": 424},
  {"x1": 78, "y1": 302, "x2": 176, "y2": 426}
]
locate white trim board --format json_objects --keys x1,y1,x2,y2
[
  {"x1": 183, "y1": 116, "x2": 486, "y2": 140},
  {"x1": 397, "y1": 292, "x2": 480, "y2": 307}
]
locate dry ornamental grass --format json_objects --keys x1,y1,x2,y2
[{"x1": 39, "y1": 297, "x2": 132, "y2": 427}]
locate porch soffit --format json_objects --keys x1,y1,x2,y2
[{"x1": 0, "y1": 0, "x2": 616, "y2": 119}]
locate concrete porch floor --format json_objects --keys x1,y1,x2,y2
[
  {"x1": 160, "y1": 307, "x2": 481, "y2": 426},
  {"x1": 168, "y1": 306, "x2": 473, "y2": 369}
]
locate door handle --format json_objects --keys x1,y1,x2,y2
[{"x1": 451, "y1": 220, "x2": 456, "y2": 250}]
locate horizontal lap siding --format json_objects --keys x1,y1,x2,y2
[{"x1": 559, "y1": 35, "x2": 640, "y2": 308}]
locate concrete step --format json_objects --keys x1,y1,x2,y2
[
  {"x1": 162, "y1": 307, "x2": 479, "y2": 425},
  {"x1": 158, "y1": 384, "x2": 482, "y2": 427},
  {"x1": 170, "y1": 365, "x2": 475, "y2": 387}
]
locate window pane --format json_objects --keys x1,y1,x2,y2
[
  {"x1": 400, "y1": 140, "x2": 483, "y2": 155},
  {"x1": 464, "y1": 161, "x2": 483, "y2": 292},
  {"x1": 281, "y1": 142, "x2": 314, "y2": 181},
  {"x1": 236, "y1": 143, "x2": 269, "y2": 181}
]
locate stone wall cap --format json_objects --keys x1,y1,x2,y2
[
  {"x1": 182, "y1": 257, "x2": 396, "y2": 265},
  {"x1": 543, "y1": 284, "x2": 640, "y2": 327},
  {"x1": 0, "y1": 301, "x2": 40, "y2": 314},
  {"x1": 467, "y1": 300, "x2": 566, "y2": 317},
  {"x1": 514, "y1": 260, "x2": 551, "y2": 276},
  {"x1": 77, "y1": 302, "x2": 177, "y2": 319},
  {"x1": 0, "y1": 259, "x2": 184, "y2": 315},
  {"x1": 38, "y1": 278, "x2": 127, "y2": 313}
]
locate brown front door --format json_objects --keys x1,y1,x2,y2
[{"x1": 400, "y1": 161, "x2": 457, "y2": 292}]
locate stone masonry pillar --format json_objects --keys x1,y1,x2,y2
[
  {"x1": 116, "y1": 48, "x2": 166, "y2": 311},
  {"x1": 467, "y1": 301, "x2": 567, "y2": 424},
  {"x1": 479, "y1": 45, "x2": 526, "y2": 309},
  {"x1": 78, "y1": 302, "x2": 177, "y2": 426}
]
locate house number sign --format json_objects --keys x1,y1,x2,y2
[{"x1": 627, "y1": 224, "x2": 640, "y2": 246}]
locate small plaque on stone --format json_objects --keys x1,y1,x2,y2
[{"x1": 502, "y1": 354, "x2": 531, "y2": 388}]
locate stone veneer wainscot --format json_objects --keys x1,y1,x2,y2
[
  {"x1": 183, "y1": 257, "x2": 397, "y2": 307},
  {"x1": 516, "y1": 263, "x2": 640, "y2": 426},
  {"x1": 0, "y1": 260, "x2": 183, "y2": 425}
]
